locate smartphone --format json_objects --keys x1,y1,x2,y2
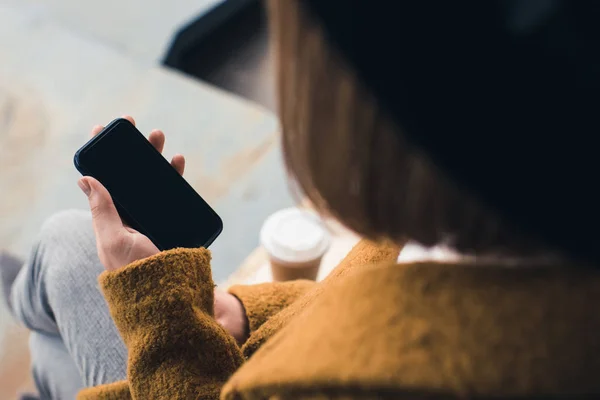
[{"x1": 74, "y1": 118, "x2": 223, "y2": 250}]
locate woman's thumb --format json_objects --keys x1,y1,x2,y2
[
  {"x1": 77, "y1": 177, "x2": 92, "y2": 197},
  {"x1": 78, "y1": 177, "x2": 123, "y2": 239}
]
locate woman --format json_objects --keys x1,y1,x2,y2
[{"x1": 5, "y1": 0, "x2": 600, "y2": 398}]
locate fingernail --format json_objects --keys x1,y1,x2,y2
[{"x1": 78, "y1": 179, "x2": 91, "y2": 197}]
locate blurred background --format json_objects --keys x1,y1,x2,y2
[{"x1": 0, "y1": 0, "x2": 296, "y2": 395}]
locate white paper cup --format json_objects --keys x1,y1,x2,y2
[{"x1": 260, "y1": 208, "x2": 331, "y2": 281}]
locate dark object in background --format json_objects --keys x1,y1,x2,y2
[
  {"x1": 163, "y1": 0, "x2": 256, "y2": 69},
  {"x1": 164, "y1": 0, "x2": 274, "y2": 110},
  {"x1": 306, "y1": 0, "x2": 600, "y2": 265},
  {"x1": 0, "y1": 252, "x2": 23, "y2": 316},
  {"x1": 74, "y1": 119, "x2": 223, "y2": 250},
  {"x1": 18, "y1": 394, "x2": 40, "y2": 400}
]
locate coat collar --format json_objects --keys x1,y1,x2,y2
[{"x1": 224, "y1": 262, "x2": 600, "y2": 398}]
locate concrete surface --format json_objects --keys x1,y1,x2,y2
[
  {"x1": 0, "y1": 0, "x2": 224, "y2": 63},
  {"x1": 0, "y1": 2, "x2": 293, "y2": 281},
  {"x1": 0, "y1": 2, "x2": 293, "y2": 395}
]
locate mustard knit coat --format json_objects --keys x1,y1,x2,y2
[{"x1": 77, "y1": 240, "x2": 600, "y2": 399}]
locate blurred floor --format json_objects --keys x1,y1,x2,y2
[
  {"x1": 0, "y1": 1, "x2": 283, "y2": 397},
  {"x1": 0, "y1": 325, "x2": 35, "y2": 398}
]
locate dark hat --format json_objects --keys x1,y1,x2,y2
[{"x1": 305, "y1": 0, "x2": 600, "y2": 264}]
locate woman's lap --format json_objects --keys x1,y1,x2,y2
[
  {"x1": 29, "y1": 332, "x2": 84, "y2": 400},
  {"x1": 10, "y1": 209, "x2": 127, "y2": 397}
]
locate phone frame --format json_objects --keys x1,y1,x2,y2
[{"x1": 74, "y1": 118, "x2": 223, "y2": 250}]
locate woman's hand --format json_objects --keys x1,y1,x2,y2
[
  {"x1": 214, "y1": 289, "x2": 249, "y2": 345},
  {"x1": 77, "y1": 116, "x2": 186, "y2": 272},
  {"x1": 79, "y1": 117, "x2": 250, "y2": 340}
]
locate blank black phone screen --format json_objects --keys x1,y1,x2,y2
[{"x1": 75, "y1": 119, "x2": 222, "y2": 250}]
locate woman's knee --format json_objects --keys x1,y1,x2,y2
[
  {"x1": 35, "y1": 209, "x2": 102, "y2": 299},
  {"x1": 10, "y1": 210, "x2": 101, "y2": 333},
  {"x1": 37, "y1": 209, "x2": 94, "y2": 251}
]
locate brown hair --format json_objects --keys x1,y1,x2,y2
[{"x1": 268, "y1": 0, "x2": 547, "y2": 258}]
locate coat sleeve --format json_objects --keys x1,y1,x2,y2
[
  {"x1": 228, "y1": 280, "x2": 317, "y2": 335},
  {"x1": 226, "y1": 238, "x2": 404, "y2": 337},
  {"x1": 78, "y1": 248, "x2": 243, "y2": 400}
]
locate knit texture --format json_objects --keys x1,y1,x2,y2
[
  {"x1": 224, "y1": 263, "x2": 600, "y2": 399},
  {"x1": 77, "y1": 240, "x2": 399, "y2": 399},
  {"x1": 237, "y1": 239, "x2": 402, "y2": 358},
  {"x1": 229, "y1": 280, "x2": 316, "y2": 335},
  {"x1": 76, "y1": 239, "x2": 600, "y2": 399},
  {"x1": 77, "y1": 248, "x2": 243, "y2": 400},
  {"x1": 77, "y1": 381, "x2": 131, "y2": 400}
]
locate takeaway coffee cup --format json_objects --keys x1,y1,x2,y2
[{"x1": 260, "y1": 208, "x2": 331, "y2": 281}]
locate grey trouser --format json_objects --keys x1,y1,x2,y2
[{"x1": 11, "y1": 210, "x2": 127, "y2": 400}]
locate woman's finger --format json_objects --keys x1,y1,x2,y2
[
  {"x1": 91, "y1": 114, "x2": 134, "y2": 138},
  {"x1": 90, "y1": 125, "x2": 104, "y2": 137},
  {"x1": 171, "y1": 154, "x2": 186, "y2": 176},
  {"x1": 148, "y1": 130, "x2": 166, "y2": 153},
  {"x1": 122, "y1": 115, "x2": 135, "y2": 126},
  {"x1": 78, "y1": 177, "x2": 125, "y2": 246}
]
